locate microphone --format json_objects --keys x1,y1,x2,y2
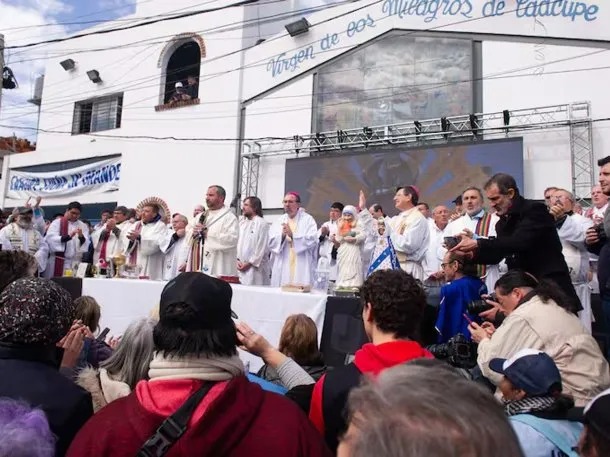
[{"x1": 230, "y1": 193, "x2": 241, "y2": 209}]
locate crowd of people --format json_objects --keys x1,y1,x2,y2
[
  {"x1": 1, "y1": 163, "x2": 610, "y2": 455},
  {"x1": 0, "y1": 251, "x2": 609, "y2": 456}
]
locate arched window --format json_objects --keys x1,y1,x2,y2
[{"x1": 163, "y1": 41, "x2": 201, "y2": 104}]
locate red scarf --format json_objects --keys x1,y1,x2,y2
[
  {"x1": 53, "y1": 217, "x2": 69, "y2": 277},
  {"x1": 128, "y1": 222, "x2": 142, "y2": 265},
  {"x1": 98, "y1": 227, "x2": 110, "y2": 263}
]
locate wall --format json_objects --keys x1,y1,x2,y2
[
  {"x1": 0, "y1": 0, "x2": 248, "y2": 217},
  {"x1": 482, "y1": 40, "x2": 609, "y2": 198},
  {"x1": 243, "y1": 75, "x2": 313, "y2": 212}
]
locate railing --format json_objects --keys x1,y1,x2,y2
[{"x1": 154, "y1": 98, "x2": 200, "y2": 112}]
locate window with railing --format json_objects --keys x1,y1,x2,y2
[{"x1": 72, "y1": 94, "x2": 123, "y2": 135}]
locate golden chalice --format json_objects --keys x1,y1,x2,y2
[{"x1": 111, "y1": 254, "x2": 126, "y2": 278}]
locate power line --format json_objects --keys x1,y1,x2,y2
[
  {"x1": 2, "y1": 0, "x2": 365, "y2": 115},
  {"x1": 4, "y1": 0, "x2": 260, "y2": 50},
  {"x1": 5, "y1": 0, "x2": 222, "y2": 58},
  {"x1": 3, "y1": 2, "x2": 600, "y2": 128},
  {"x1": 3, "y1": 116, "x2": 609, "y2": 142}
]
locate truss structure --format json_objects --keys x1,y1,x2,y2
[{"x1": 240, "y1": 102, "x2": 594, "y2": 202}]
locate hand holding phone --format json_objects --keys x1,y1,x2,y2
[{"x1": 96, "y1": 327, "x2": 110, "y2": 341}]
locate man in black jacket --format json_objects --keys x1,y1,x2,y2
[
  {"x1": 0, "y1": 277, "x2": 93, "y2": 456},
  {"x1": 453, "y1": 173, "x2": 581, "y2": 313},
  {"x1": 586, "y1": 155, "x2": 610, "y2": 356}
]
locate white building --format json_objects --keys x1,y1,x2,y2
[{"x1": 1, "y1": 0, "x2": 609, "y2": 221}]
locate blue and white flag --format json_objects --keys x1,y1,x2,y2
[{"x1": 367, "y1": 237, "x2": 401, "y2": 277}]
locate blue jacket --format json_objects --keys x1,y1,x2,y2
[{"x1": 435, "y1": 276, "x2": 487, "y2": 343}]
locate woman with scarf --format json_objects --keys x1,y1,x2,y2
[{"x1": 489, "y1": 349, "x2": 583, "y2": 456}]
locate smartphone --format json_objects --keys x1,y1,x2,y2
[
  {"x1": 463, "y1": 313, "x2": 475, "y2": 326},
  {"x1": 444, "y1": 236, "x2": 460, "y2": 249},
  {"x1": 96, "y1": 327, "x2": 110, "y2": 341}
]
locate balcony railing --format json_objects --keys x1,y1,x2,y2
[{"x1": 155, "y1": 98, "x2": 200, "y2": 112}]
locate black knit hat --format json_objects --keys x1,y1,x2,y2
[{"x1": 0, "y1": 277, "x2": 75, "y2": 345}]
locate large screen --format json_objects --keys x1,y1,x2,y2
[{"x1": 284, "y1": 138, "x2": 524, "y2": 224}]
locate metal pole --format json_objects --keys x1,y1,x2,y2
[{"x1": 0, "y1": 34, "x2": 5, "y2": 115}]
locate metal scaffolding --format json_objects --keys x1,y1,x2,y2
[{"x1": 240, "y1": 102, "x2": 594, "y2": 202}]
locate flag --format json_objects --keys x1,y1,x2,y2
[{"x1": 367, "y1": 237, "x2": 401, "y2": 277}]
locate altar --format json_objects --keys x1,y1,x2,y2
[{"x1": 52, "y1": 277, "x2": 366, "y2": 371}]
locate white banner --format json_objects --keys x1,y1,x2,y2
[{"x1": 7, "y1": 157, "x2": 121, "y2": 199}]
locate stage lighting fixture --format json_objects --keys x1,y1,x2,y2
[
  {"x1": 414, "y1": 121, "x2": 422, "y2": 135},
  {"x1": 469, "y1": 114, "x2": 480, "y2": 138},
  {"x1": 60, "y1": 59, "x2": 76, "y2": 71},
  {"x1": 285, "y1": 18, "x2": 311, "y2": 37},
  {"x1": 87, "y1": 70, "x2": 102, "y2": 84},
  {"x1": 503, "y1": 109, "x2": 511, "y2": 126},
  {"x1": 441, "y1": 117, "x2": 450, "y2": 140},
  {"x1": 363, "y1": 127, "x2": 374, "y2": 139}
]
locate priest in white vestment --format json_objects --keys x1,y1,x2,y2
[
  {"x1": 550, "y1": 189, "x2": 594, "y2": 331},
  {"x1": 445, "y1": 187, "x2": 500, "y2": 292},
  {"x1": 181, "y1": 185, "x2": 238, "y2": 277},
  {"x1": 0, "y1": 207, "x2": 49, "y2": 273},
  {"x1": 383, "y1": 186, "x2": 429, "y2": 281},
  {"x1": 160, "y1": 213, "x2": 188, "y2": 280},
  {"x1": 44, "y1": 201, "x2": 90, "y2": 277},
  {"x1": 124, "y1": 202, "x2": 168, "y2": 280},
  {"x1": 237, "y1": 196, "x2": 270, "y2": 285},
  {"x1": 269, "y1": 192, "x2": 318, "y2": 287},
  {"x1": 317, "y1": 202, "x2": 343, "y2": 281},
  {"x1": 91, "y1": 206, "x2": 132, "y2": 266}
]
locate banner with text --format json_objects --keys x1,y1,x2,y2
[
  {"x1": 245, "y1": 0, "x2": 608, "y2": 98},
  {"x1": 7, "y1": 157, "x2": 121, "y2": 199}
]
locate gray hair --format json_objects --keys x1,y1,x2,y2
[
  {"x1": 462, "y1": 186, "x2": 484, "y2": 201},
  {"x1": 209, "y1": 185, "x2": 226, "y2": 199},
  {"x1": 345, "y1": 360, "x2": 524, "y2": 457},
  {"x1": 555, "y1": 188, "x2": 575, "y2": 202},
  {"x1": 100, "y1": 318, "x2": 156, "y2": 389}
]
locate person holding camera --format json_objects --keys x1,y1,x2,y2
[
  {"x1": 586, "y1": 155, "x2": 610, "y2": 358},
  {"x1": 452, "y1": 173, "x2": 582, "y2": 314},
  {"x1": 434, "y1": 251, "x2": 487, "y2": 343},
  {"x1": 468, "y1": 270, "x2": 609, "y2": 407}
]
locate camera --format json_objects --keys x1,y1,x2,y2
[
  {"x1": 444, "y1": 236, "x2": 460, "y2": 249},
  {"x1": 467, "y1": 292, "x2": 497, "y2": 315},
  {"x1": 593, "y1": 224, "x2": 607, "y2": 242},
  {"x1": 426, "y1": 333, "x2": 477, "y2": 370}
]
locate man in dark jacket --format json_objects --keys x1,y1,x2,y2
[
  {"x1": 453, "y1": 173, "x2": 581, "y2": 313},
  {"x1": 586, "y1": 155, "x2": 610, "y2": 357},
  {"x1": 0, "y1": 277, "x2": 93, "y2": 456},
  {"x1": 67, "y1": 272, "x2": 331, "y2": 457}
]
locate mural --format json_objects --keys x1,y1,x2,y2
[{"x1": 284, "y1": 138, "x2": 524, "y2": 224}]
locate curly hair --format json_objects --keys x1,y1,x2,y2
[
  {"x1": 0, "y1": 251, "x2": 38, "y2": 293},
  {"x1": 360, "y1": 269, "x2": 426, "y2": 340}
]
